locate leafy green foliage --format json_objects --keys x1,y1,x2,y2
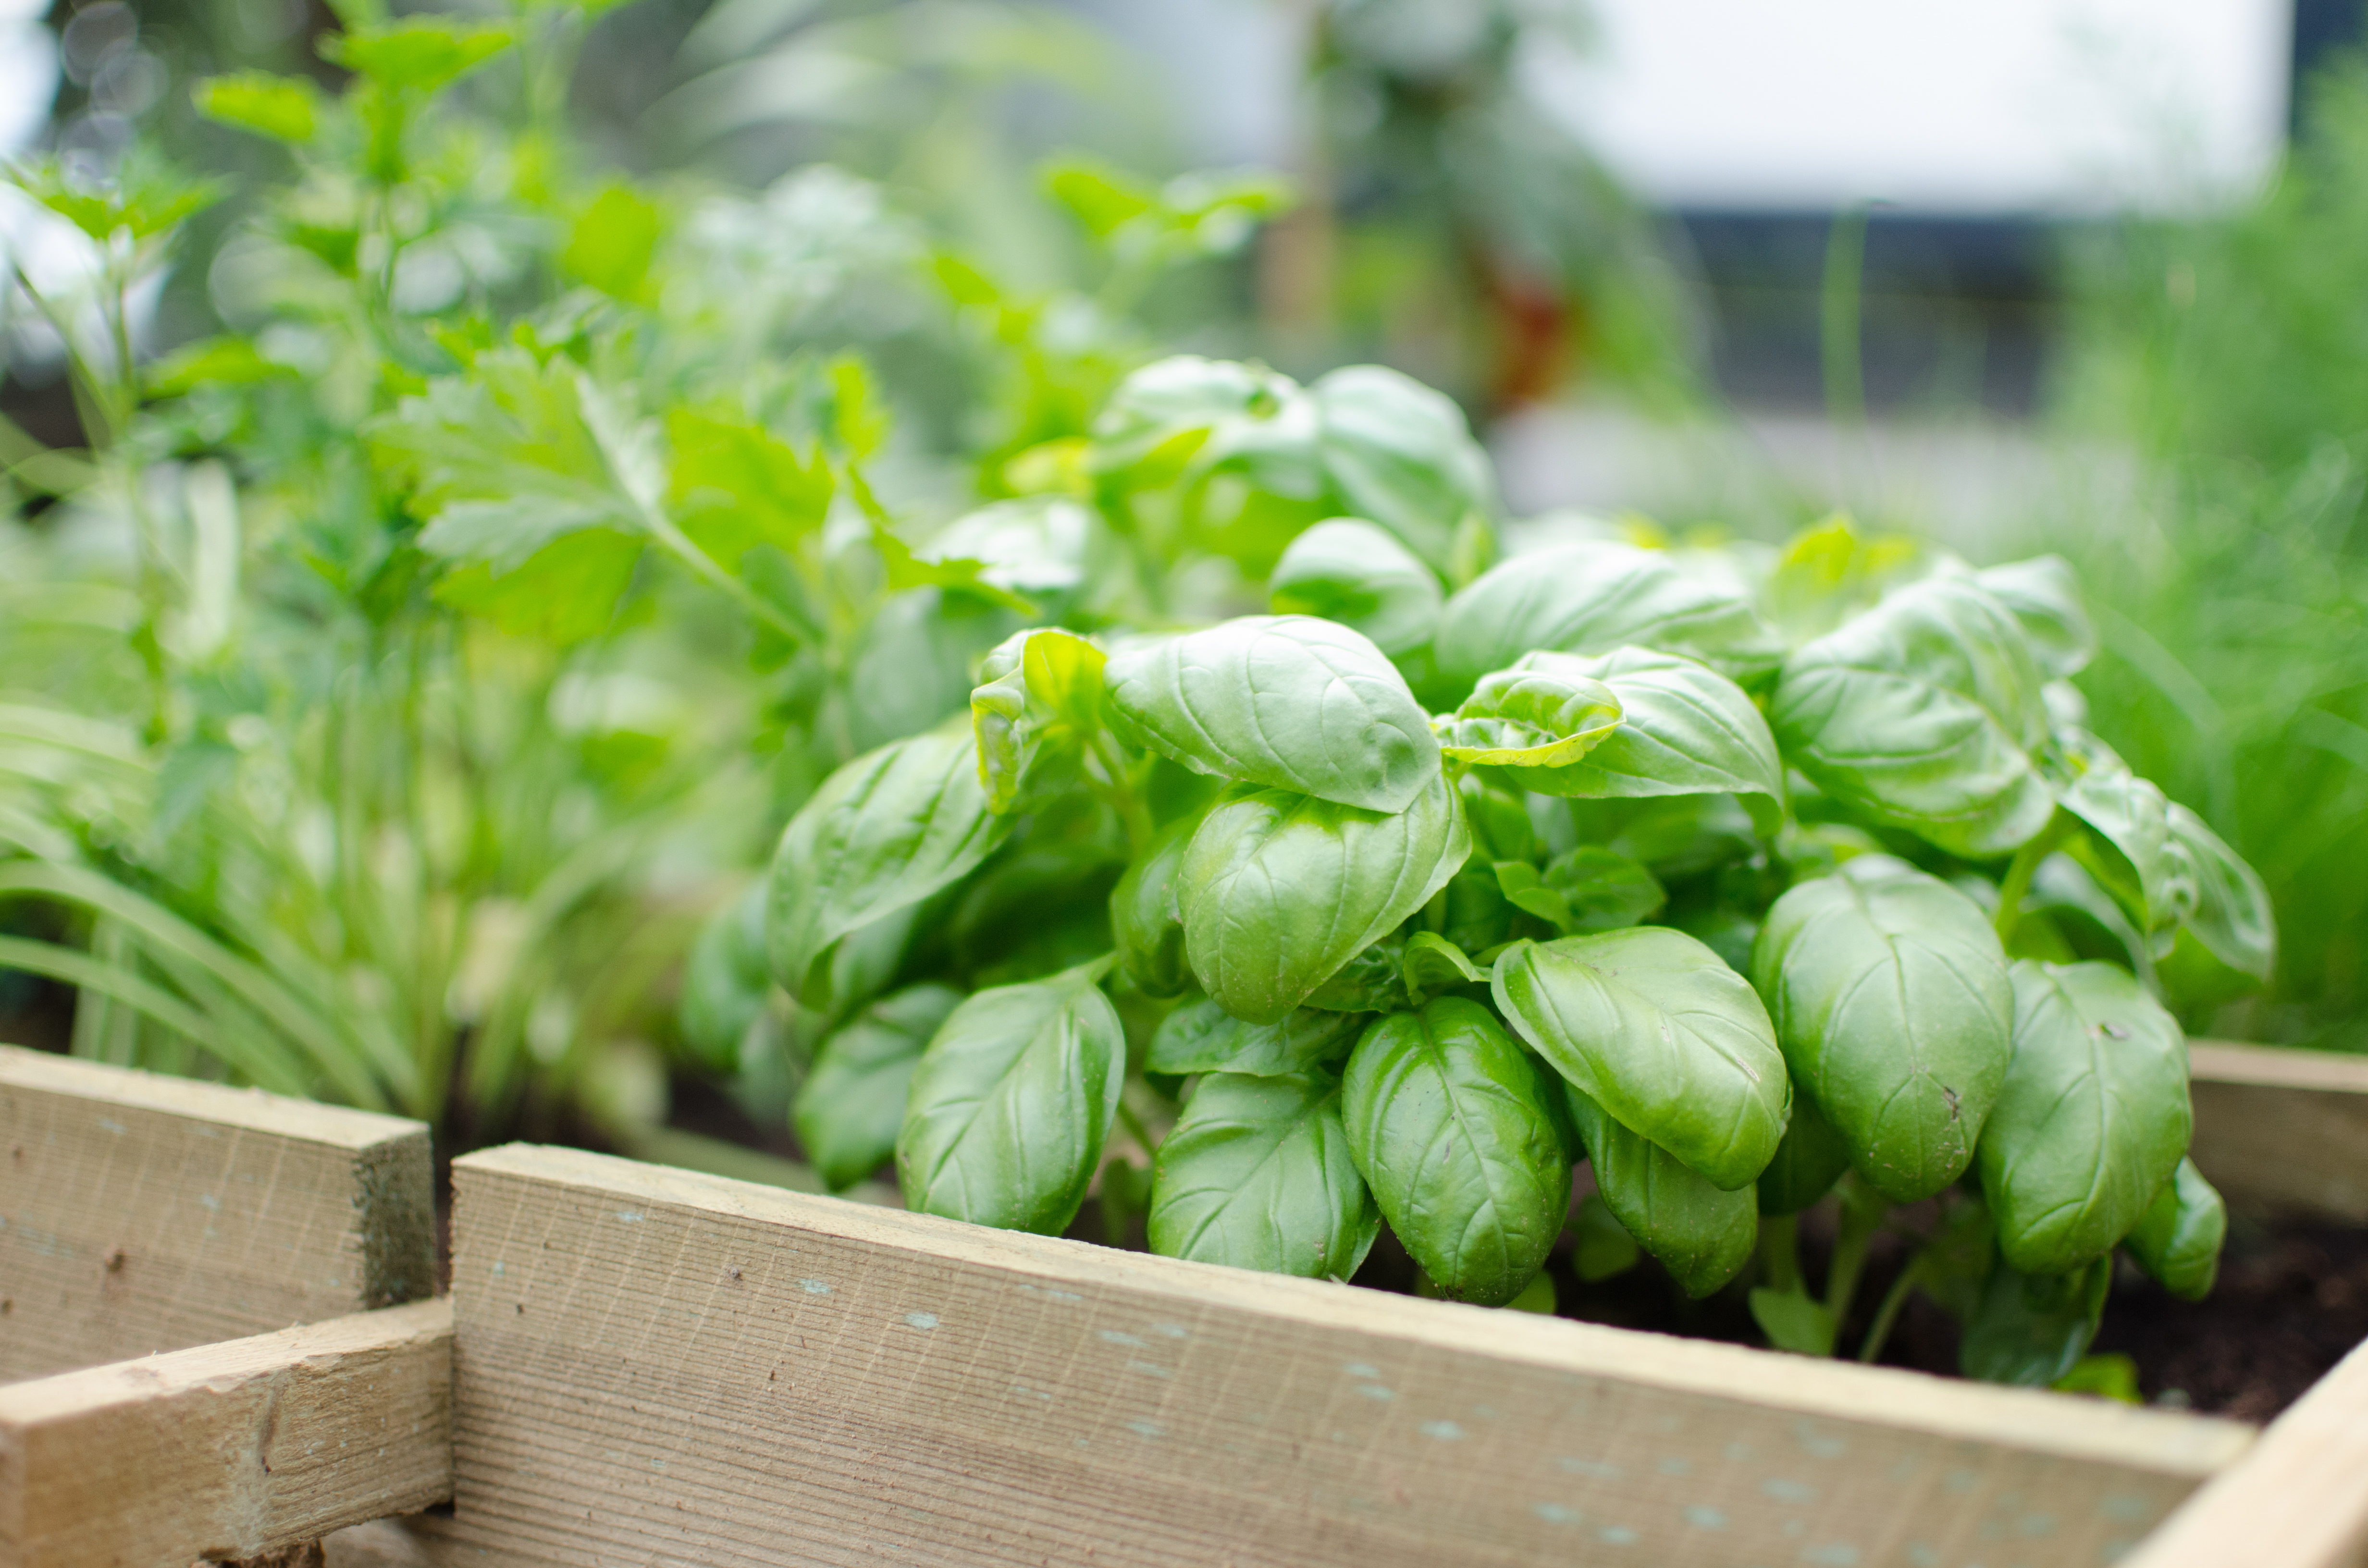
[
  {"x1": 1564, "y1": 1084, "x2": 1754, "y2": 1299},
  {"x1": 1148, "y1": 1069, "x2": 1377, "y2": 1278},
  {"x1": 797, "y1": 983, "x2": 961, "y2": 1191}
]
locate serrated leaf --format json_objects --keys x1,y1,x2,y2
[
  {"x1": 1268, "y1": 518, "x2": 1443, "y2": 659},
  {"x1": 194, "y1": 71, "x2": 324, "y2": 143},
  {"x1": 1492, "y1": 927, "x2": 1788, "y2": 1191},
  {"x1": 1435, "y1": 663, "x2": 1622, "y2": 767},
  {"x1": 2123, "y1": 1158, "x2": 2225, "y2": 1301},
  {"x1": 1147, "y1": 993, "x2": 1365, "y2": 1076},
  {"x1": 1343, "y1": 999, "x2": 1571, "y2": 1305},
  {"x1": 666, "y1": 408, "x2": 835, "y2": 565},
  {"x1": 1180, "y1": 772, "x2": 1468, "y2": 1024},
  {"x1": 795, "y1": 982, "x2": 962, "y2": 1191},
  {"x1": 430, "y1": 528, "x2": 637, "y2": 643},
  {"x1": 1564, "y1": 1084, "x2": 1755, "y2": 1299},
  {"x1": 319, "y1": 17, "x2": 519, "y2": 93},
  {"x1": 1106, "y1": 615, "x2": 1440, "y2": 813},
  {"x1": 1147, "y1": 1070, "x2": 1378, "y2": 1278}
]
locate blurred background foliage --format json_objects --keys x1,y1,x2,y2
[{"x1": 0, "y1": 0, "x2": 2361, "y2": 1159}]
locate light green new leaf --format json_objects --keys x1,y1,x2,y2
[
  {"x1": 1268, "y1": 518, "x2": 1443, "y2": 658},
  {"x1": 666, "y1": 409, "x2": 833, "y2": 563},
  {"x1": 1309, "y1": 365, "x2": 1495, "y2": 572},
  {"x1": 1751, "y1": 855, "x2": 2013, "y2": 1203},
  {"x1": 1771, "y1": 570, "x2": 2056, "y2": 858},
  {"x1": 1180, "y1": 773, "x2": 1468, "y2": 1024},
  {"x1": 1106, "y1": 615, "x2": 1440, "y2": 812},
  {"x1": 1148, "y1": 1070, "x2": 1379, "y2": 1278},
  {"x1": 1109, "y1": 811, "x2": 1199, "y2": 998},
  {"x1": 897, "y1": 973, "x2": 1125, "y2": 1234},
  {"x1": 1434, "y1": 542, "x2": 1785, "y2": 697},
  {"x1": 1974, "y1": 555, "x2": 2095, "y2": 679},
  {"x1": 767, "y1": 723, "x2": 1012, "y2": 1010},
  {"x1": 1492, "y1": 847, "x2": 1664, "y2": 935},
  {"x1": 1434, "y1": 663, "x2": 1623, "y2": 767},
  {"x1": 1401, "y1": 931, "x2": 1487, "y2": 1005},
  {"x1": 1958, "y1": 1254, "x2": 2112, "y2": 1387},
  {"x1": 1976, "y1": 960, "x2": 2191, "y2": 1275},
  {"x1": 1564, "y1": 1085, "x2": 1756, "y2": 1298},
  {"x1": 319, "y1": 17, "x2": 519, "y2": 93},
  {"x1": 1147, "y1": 993, "x2": 1366, "y2": 1076},
  {"x1": 2123, "y1": 1158, "x2": 2225, "y2": 1301},
  {"x1": 970, "y1": 628, "x2": 1107, "y2": 814},
  {"x1": 194, "y1": 72, "x2": 323, "y2": 143},
  {"x1": 796, "y1": 983, "x2": 962, "y2": 1191},
  {"x1": 1506, "y1": 649, "x2": 1783, "y2": 817},
  {"x1": 2166, "y1": 803, "x2": 2276, "y2": 983},
  {"x1": 1342, "y1": 999, "x2": 1571, "y2": 1305},
  {"x1": 1492, "y1": 928, "x2": 1788, "y2": 1190}
]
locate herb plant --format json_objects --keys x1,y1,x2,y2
[{"x1": 759, "y1": 363, "x2": 2272, "y2": 1385}]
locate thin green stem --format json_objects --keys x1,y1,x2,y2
[
  {"x1": 1758, "y1": 1212, "x2": 1802, "y2": 1294},
  {"x1": 1994, "y1": 809, "x2": 2072, "y2": 947},
  {"x1": 1823, "y1": 1174, "x2": 1887, "y2": 1333},
  {"x1": 1856, "y1": 1250, "x2": 1926, "y2": 1365},
  {"x1": 1114, "y1": 1094, "x2": 1156, "y2": 1157}
]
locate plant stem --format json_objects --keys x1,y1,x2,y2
[
  {"x1": 1993, "y1": 809, "x2": 2071, "y2": 947},
  {"x1": 1824, "y1": 1174, "x2": 1887, "y2": 1333},
  {"x1": 1114, "y1": 1094, "x2": 1157, "y2": 1158},
  {"x1": 1758, "y1": 1212, "x2": 1802, "y2": 1294},
  {"x1": 1856, "y1": 1250, "x2": 1926, "y2": 1365}
]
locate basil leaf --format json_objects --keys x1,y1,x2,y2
[
  {"x1": 1147, "y1": 1070, "x2": 1380, "y2": 1278},
  {"x1": 1958, "y1": 1253, "x2": 2111, "y2": 1387},
  {"x1": 1342, "y1": 999, "x2": 1572, "y2": 1306},
  {"x1": 1109, "y1": 811, "x2": 1199, "y2": 998},
  {"x1": 1492, "y1": 928, "x2": 1788, "y2": 1190},
  {"x1": 1441, "y1": 861, "x2": 1516, "y2": 955},
  {"x1": 1181, "y1": 773, "x2": 1469, "y2": 1024},
  {"x1": 970, "y1": 627, "x2": 1108, "y2": 815},
  {"x1": 1564, "y1": 1084, "x2": 1756, "y2": 1299},
  {"x1": 679, "y1": 882, "x2": 772, "y2": 1071},
  {"x1": 1402, "y1": 931, "x2": 1487, "y2": 1005},
  {"x1": 1457, "y1": 772, "x2": 1539, "y2": 862},
  {"x1": 1770, "y1": 571, "x2": 2056, "y2": 858},
  {"x1": 2167, "y1": 803, "x2": 2276, "y2": 983},
  {"x1": 1303, "y1": 932, "x2": 1410, "y2": 1013},
  {"x1": 1434, "y1": 542, "x2": 1784, "y2": 698},
  {"x1": 799, "y1": 900, "x2": 923, "y2": 1026},
  {"x1": 1754, "y1": 1092, "x2": 1851, "y2": 1216},
  {"x1": 1974, "y1": 555, "x2": 2094, "y2": 679},
  {"x1": 1751, "y1": 855, "x2": 2014, "y2": 1203},
  {"x1": 1506, "y1": 649, "x2": 1784, "y2": 820},
  {"x1": 897, "y1": 971, "x2": 1126, "y2": 1234},
  {"x1": 1571, "y1": 1192, "x2": 1642, "y2": 1281},
  {"x1": 768, "y1": 723, "x2": 1012, "y2": 1010},
  {"x1": 1435, "y1": 664, "x2": 1623, "y2": 767},
  {"x1": 1975, "y1": 960, "x2": 2191, "y2": 1274},
  {"x1": 922, "y1": 496, "x2": 1096, "y2": 600},
  {"x1": 1090, "y1": 355, "x2": 1311, "y2": 481},
  {"x1": 1268, "y1": 518, "x2": 1443, "y2": 659},
  {"x1": 1493, "y1": 847, "x2": 1665, "y2": 935},
  {"x1": 1105, "y1": 615, "x2": 1442, "y2": 813},
  {"x1": 2052, "y1": 731, "x2": 2195, "y2": 941},
  {"x1": 1310, "y1": 366, "x2": 1494, "y2": 572},
  {"x1": 795, "y1": 982, "x2": 962, "y2": 1191},
  {"x1": 2123, "y1": 1158, "x2": 2226, "y2": 1301},
  {"x1": 1147, "y1": 993, "x2": 1366, "y2": 1077}
]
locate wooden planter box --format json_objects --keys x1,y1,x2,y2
[{"x1": 4, "y1": 1040, "x2": 2367, "y2": 1568}]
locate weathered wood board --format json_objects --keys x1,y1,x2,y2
[
  {"x1": 426, "y1": 1143, "x2": 2250, "y2": 1568},
  {"x1": 2188, "y1": 1042, "x2": 2368, "y2": 1223},
  {"x1": 0, "y1": 1046, "x2": 435, "y2": 1381},
  {"x1": 0, "y1": 1298, "x2": 452, "y2": 1568}
]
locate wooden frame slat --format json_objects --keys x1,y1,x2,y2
[
  {"x1": 0, "y1": 1298, "x2": 452, "y2": 1568},
  {"x1": 0, "y1": 1047, "x2": 435, "y2": 1380},
  {"x1": 420, "y1": 1143, "x2": 2250, "y2": 1568},
  {"x1": 2187, "y1": 1042, "x2": 2368, "y2": 1223}
]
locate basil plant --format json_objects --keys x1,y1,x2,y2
[{"x1": 714, "y1": 355, "x2": 2274, "y2": 1386}]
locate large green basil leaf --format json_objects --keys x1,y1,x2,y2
[
  {"x1": 1493, "y1": 847, "x2": 1665, "y2": 935},
  {"x1": 1342, "y1": 999, "x2": 1572, "y2": 1306},
  {"x1": 1089, "y1": 355, "x2": 1313, "y2": 484},
  {"x1": 1770, "y1": 571, "x2": 2055, "y2": 858},
  {"x1": 1434, "y1": 664, "x2": 1623, "y2": 767},
  {"x1": 2123, "y1": 1157, "x2": 2225, "y2": 1301},
  {"x1": 971, "y1": 627, "x2": 1108, "y2": 815},
  {"x1": 1975, "y1": 960, "x2": 2191, "y2": 1274},
  {"x1": 1309, "y1": 365, "x2": 1493, "y2": 572},
  {"x1": 1492, "y1": 928, "x2": 1788, "y2": 1190},
  {"x1": 794, "y1": 982, "x2": 962, "y2": 1191},
  {"x1": 1754, "y1": 1093, "x2": 1851, "y2": 1216},
  {"x1": 768, "y1": 723, "x2": 1012, "y2": 1010},
  {"x1": 1268, "y1": 518, "x2": 1443, "y2": 659},
  {"x1": 1958, "y1": 1253, "x2": 2111, "y2": 1387},
  {"x1": 679, "y1": 881, "x2": 772, "y2": 1071},
  {"x1": 1506, "y1": 649, "x2": 1783, "y2": 818},
  {"x1": 1750, "y1": 855, "x2": 2013, "y2": 1203},
  {"x1": 1434, "y1": 542, "x2": 1784, "y2": 698},
  {"x1": 2052, "y1": 730, "x2": 2195, "y2": 942},
  {"x1": 1147, "y1": 993, "x2": 1366, "y2": 1077},
  {"x1": 1564, "y1": 1085, "x2": 1756, "y2": 1299},
  {"x1": 2167, "y1": 803, "x2": 2276, "y2": 984},
  {"x1": 1109, "y1": 810, "x2": 1199, "y2": 998},
  {"x1": 1181, "y1": 773, "x2": 1469, "y2": 1024},
  {"x1": 1147, "y1": 1070, "x2": 1380, "y2": 1278},
  {"x1": 896, "y1": 971, "x2": 1125, "y2": 1234},
  {"x1": 1974, "y1": 555, "x2": 2094, "y2": 679},
  {"x1": 1105, "y1": 615, "x2": 1440, "y2": 813}
]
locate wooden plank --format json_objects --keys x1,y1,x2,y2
[
  {"x1": 0, "y1": 1046, "x2": 434, "y2": 1380},
  {"x1": 2120, "y1": 1334, "x2": 2368, "y2": 1568},
  {"x1": 0, "y1": 1297, "x2": 451, "y2": 1568},
  {"x1": 2188, "y1": 1041, "x2": 2368, "y2": 1222},
  {"x1": 434, "y1": 1143, "x2": 2251, "y2": 1568}
]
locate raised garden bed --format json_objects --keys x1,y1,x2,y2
[{"x1": 5, "y1": 1041, "x2": 2368, "y2": 1568}]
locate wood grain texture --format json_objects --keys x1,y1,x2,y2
[
  {"x1": 0, "y1": 1046, "x2": 435, "y2": 1380},
  {"x1": 2188, "y1": 1041, "x2": 2368, "y2": 1222},
  {"x1": 434, "y1": 1143, "x2": 2250, "y2": 1568},
  {"x1": 2121, "y1": 1333, "x2": 2368, "y2": 1568},
  {"x1": 0, "y1": 1298, "x2": 451, "y2": 1568}
]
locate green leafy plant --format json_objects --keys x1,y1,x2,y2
[{"x1": 745, "y1": 359, "x2": 2268, "y2": 1385}]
